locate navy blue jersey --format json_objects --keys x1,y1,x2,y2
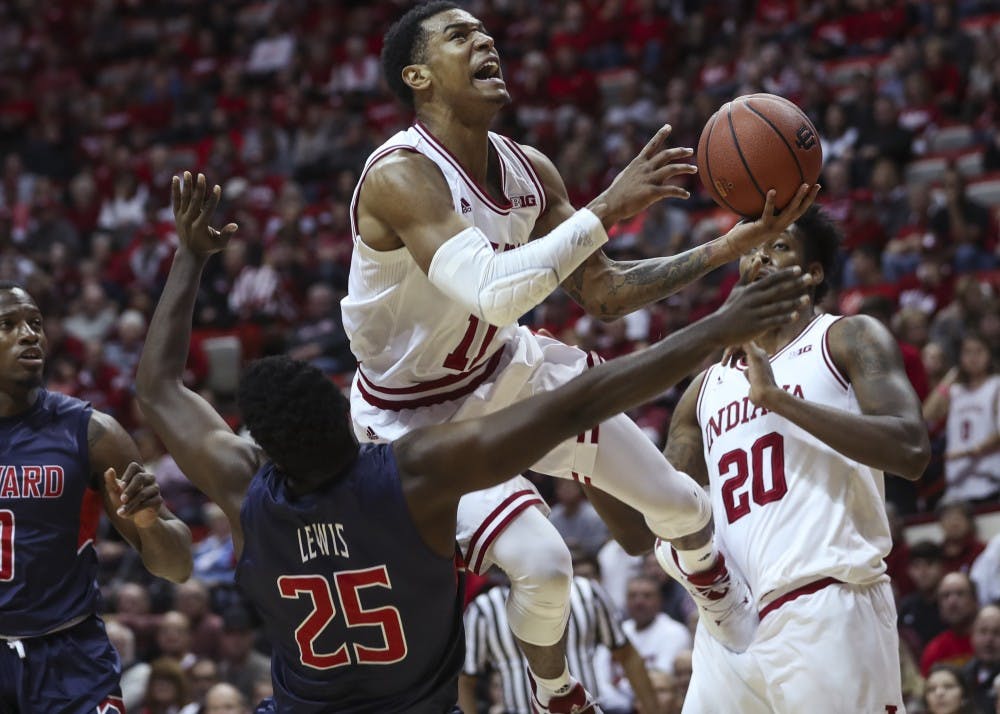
[
  {"x1": 236, "y1": 443, "x2": 465, "y2": 714},
  {"x1": 0, "y1": 390, "x2": 102, "y2": 637}
]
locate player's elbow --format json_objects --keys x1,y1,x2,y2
[
  {"x1": 897, "y1": 425, "x2": 931, "y2": 481},
  {"x1": 151, "y1": 553, "x2": 194, "y2": 584}
]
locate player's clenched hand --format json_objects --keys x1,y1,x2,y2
[
  {"x1": 172, "y1": 171, "x2": 238, "y2": 257},
  {"x1": 588, "y1": 124, "x2": 698, "y2": 227},
  {"x1": 710, "y1": 267, "x2": 812, "y2": 346},
  {"x1": 741, "y1": 341, "x2": 780, "y2": 409},
  {"x1": 718, "y1": 184, "x2": 821, "y2": 261},
  {"x1": 104, "y1": 463, "x2": 163, "y2": 529}
]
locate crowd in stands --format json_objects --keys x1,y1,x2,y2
[{"x1": 2, "y1": 0, "x2": 1000, "y2": 711}]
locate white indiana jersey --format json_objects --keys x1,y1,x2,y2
[
  {"x1": 341, "y1": 122, "x2": 547, "y2": 407},
  {"x1": 696, "y1": 313, "x2": 890, "y2": 610},
  {"x1": 945, "y1": 375, "x2": 1000, "y2": 501}
]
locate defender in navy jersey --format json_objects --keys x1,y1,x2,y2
[
  {"x1": 135, "y1": 174, "x2": 811, "y2": 713},
  {"x1": 0, "y1": 282, "x2": 193, "y2": 713}
]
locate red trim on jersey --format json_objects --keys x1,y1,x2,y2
[
  {"x1": 77, "y1": 486, "x2": 102, "y2": 551},
  {"x1": 501, "y1": 136, "x2": 548, "y2": 216},
  {"x1": 349, "y1": 145, "x2": 420, "y2": 238},
  {"x1": 358, "y1": 347, "x2": 502, "y2": 396},
  {"x1": 414, "y1": 122, "x2": 513, "y2": 214},
  {"x1": 356, "y1": 350, "x2": 504, "y2": 410},
  {"x1": 821, "y1": 316, "x2": 850, "y2": 391},
  {"x1": 465, "y1": 490, "x2": 544, "y2": 573},
  {"x1": 759, "y1": 577, "x2": 839, "y2": 620}
]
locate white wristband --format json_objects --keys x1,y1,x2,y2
[{"x1": 428, "y1": 209, "x2": 608, "y2": 326}]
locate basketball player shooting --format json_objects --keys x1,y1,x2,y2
[
  {"x1": 661, "y1": 205, "x2": 930, "y2": 713},
  {"x1": 136, "y1": 172, "x2": 811, "y2": 713},
  {"x1": 343, "y1": 4, "x2": 818, "y2": 710}
]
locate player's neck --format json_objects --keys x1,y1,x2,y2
[
  {"x1": 755, "y1": 309, "x2": 817, "y2": 357},
  {"x1": 0, "y1": 385, "x2": 41, "y2": 418},
  {"x1": 417, "y1": 108, "x2": 493, "y2": 183}
]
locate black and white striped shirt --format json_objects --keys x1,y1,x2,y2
[{"x1": 463, "y1": 576, "x2": 627, "y2": 713}]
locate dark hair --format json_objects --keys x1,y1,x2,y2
[
  {"x1": 792, "y1": 205, "x2": 841, "y2": 302},
  {"x1": 957, "y1": 331, "x2": 995, "y2": 383},
  {"x1": 908, "y1": 540, "x2": 944, "y2": 563},
  {"x1": 0, "y1": 280, "x2": 26, "y2": 293},
  {"x1": 924, "y1": 663, "x2": 975, "y2": 712},
  {"x1": 381, "y1": 1, "x2": 459, "y2": 108},
  {"x1": 237, "y1": 356, "x2": 356, "y2": 487}
]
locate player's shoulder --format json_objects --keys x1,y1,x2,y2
[
  {"x1": 826, "y1": 313, "x2": 893, "y2": 352},
  {"x1": 364, "y1": 149, "x2": 445, "y2": 193},
  {"x1": 504, "y1": 141, "x2": 559, "y2": 181}
]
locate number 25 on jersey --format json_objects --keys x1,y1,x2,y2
[{"x1": 279, "y1": 565, "x2": 408, "y2": 670}]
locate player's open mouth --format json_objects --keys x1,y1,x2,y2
[
  {"x1": 18, "y1": 349, "x2": 43, "y2": 365},
  {"x1": 473, "y1": 59, "x2": 503, "y2": 83}
]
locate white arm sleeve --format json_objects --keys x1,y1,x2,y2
[{"x1": 427, "y1": 208, "x2": 608, "y2": 326}]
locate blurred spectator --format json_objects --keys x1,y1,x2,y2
[
  {"x1": 283, "y1": 282, "x2": 353, "y2": 375},
  {"x1": 104, "y1": 308, "x2": 148, "y2": 378},
  {"x1": 217, "y1": 607, "x2": 270, "y2": 704},
  {"x1": 971, "y1": 532, "x2": 1000, "y2": 607},
  {"x1": 202, "y1": 683, "x2": 251, "y2": 714},
  {"x1": 114, "y1": 581, "x2": 163, "y2": 662},
  {"x1": 192, "y1": 503, "x2": 236, "y2": 586},
  {"x1": 923, "y1": 336, "x2": 1000, "y2": 505},
  {"x1": 964, "y1": 605, "x2": 1000, "y2": 714},
  {"x1": 548, "y1": 481, "x2": 610, "y2": 559},
  {"x1": 939, "y1": 501, "x2": 989, "y2": 574},
  {"x1": 173, "y1": 580, "x2": 224, "y2": 661},
  {"x1": 899, "y1": 540, "x2": 948, "y2": 654},
  {"x1": 921, "y1": 572, "x2": 979, "y2": 676},
  {"x1": 64, "y1": 281, "x2": 118, "y2": 342},
  {"x1": 155, "y1": 611, "x2": 197, "y2": 671},
  {"x1": 931, "y1": 166, "x2": 997, "y2": 275},
  {"x1": 923, "y1": 663, "x2": 978, "y2": 714},
  {"x1": 929, "y1": 276, "x2": 993, "y2": 363},
  {"x1": 622, "y1": 575, "x2": 691, "y2": 673},
  {"x1": 140, "y1": 657, "x2": 190, "y2": 714},
  {"x1": 107, "y1": 618, "x2": 152, "y2": 712},
  {"x1": 178, "y1": 658, "x2": 221, "y2": 714},
  {"x1": 597, "y1": 538, "x2": 643, "y2": 615},
  {"x1": 885, "y1": 501, "x2": 916, "y2": 597}
]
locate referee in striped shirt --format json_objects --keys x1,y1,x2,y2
[{"x1": 460, "y1": 560, "x2": 658, "y2": 714}]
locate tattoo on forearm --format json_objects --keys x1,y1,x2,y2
[
  {"x1": 587, "y1": 249, "x2": 713, "y2": 321},
  {"x1": 87, "y1": 417, "x2": 106, "y2": 448}
]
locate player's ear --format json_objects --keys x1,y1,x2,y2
[
  {"x1": 402, "y1": 64, "x2": 431, "y2": 93},
  {"x1": 807, "y1": 262, "x2": 824, "y2": 291}
]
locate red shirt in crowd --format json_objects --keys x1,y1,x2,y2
[{"x1": 920, "y1": 629, "x2": 974, "y2": 677}]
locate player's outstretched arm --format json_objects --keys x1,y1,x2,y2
[
  {"x1": 136, "y1": 173, "x2": 260, "y2": 551},
  {"x1": 396, "y1": 269, "x2": 812, "y2": 556},
  {"x1": 742, "y1": 315, "x2": 931, "y2": 480},
  {"x1": 88, "y1": 411, "x2": 193, "y2": 583},
  {"x1": 522, "y1": 138, "x2": 819, "y2": 322}
]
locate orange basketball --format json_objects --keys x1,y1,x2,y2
[{"x1": 696, "y1": 93, "x2": 822, "y2": 217}]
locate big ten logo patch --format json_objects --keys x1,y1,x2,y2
[
  {"x1": 795, "y1": 124, "x2": 817, "y2": 150},
  {"x1": 510, "y1": 194, "x2": 537, "y2": 209}
]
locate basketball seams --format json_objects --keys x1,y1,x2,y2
[
  {"x1": 700, "y1": 111, "x2": 741, "y2": 216},
  {"x1": 744, "y1": 99, "x2": 805, "y2": 185},
  {"x1": 726, "y1": 102, "x2": 766, "y2": 207}
]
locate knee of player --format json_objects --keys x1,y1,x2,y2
[{"x1": 511, "y1": 544, "x2": 573, "y2": 598}]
